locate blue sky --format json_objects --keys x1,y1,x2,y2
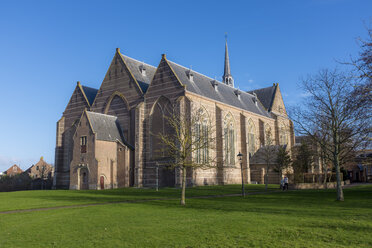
[{"x1": 0, "y1": 0, "x2": 370, "y2": 171}]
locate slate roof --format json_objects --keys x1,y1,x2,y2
[
  {"x1": 166, "y1": 60, "x2": 272, "y2": 118},
  {"x1": 86, "y1": 111, "x2": 128, "y2": 145},
  {"x1": 81, "y1": 85, "x2": 98, "y2": 105},
  {"x1": 121, "y1": 54, "x2": 157, "y2": 93},
  {"x1": 247, "y1": 85, "x2": 276, "y2": 111}
]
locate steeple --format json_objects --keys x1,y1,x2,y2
[{"x1": 222, "y1": 35, "x2": 234, "y2": 87}]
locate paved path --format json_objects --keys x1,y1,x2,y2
[
  {"x1": 0, "y1": 190, "x2": 279, "y2": 215},
  {"x1": 343, "y1": 182, "x2": 372, "y2": 188}
]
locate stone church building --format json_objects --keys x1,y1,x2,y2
[{"x1": 53, "y1": 42, "x2": 294, "y2": 190}]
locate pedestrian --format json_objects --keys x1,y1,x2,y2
[{"x1": 284, "y1": 176, "x2": 289, "y2": 190}]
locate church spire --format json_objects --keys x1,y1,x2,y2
[{"x1": 222, "y1": 35, "x2": 234, "y2": 87}]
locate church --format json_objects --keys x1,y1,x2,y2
[{"x1": 53, "y1": 41, "x2": 295, "y2": 190}]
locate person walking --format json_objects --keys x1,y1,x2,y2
[{"x1": 284, "y1": 176, "x2": 289, "y2": 190}]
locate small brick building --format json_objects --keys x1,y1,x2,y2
[
  {"x1": 4, "y1": 164, "x2": 23, "y2": 177},
  {"x1": 25, "y1": 157, "x2": 54, "y2": 179}
]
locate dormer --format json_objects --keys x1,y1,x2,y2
[
  {"x1": 186, "y1": 69, "x2": 194, "y2": 82},
  {"x1": 252, "y1": 92, "x2": 258, "y2": 106},
  {"x1": 211, "y1": 80, "x2": 218, "y2": 92},
  {"x1": 139, "y1": 64, "x2": 146, "y2": 77},
  {"x1": 234, "y1": 89, "x2": 241, "y2": 100}
]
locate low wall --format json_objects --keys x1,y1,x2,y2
[{"x1": 289, "y1": 180, "x2": 350, "y2": 190}]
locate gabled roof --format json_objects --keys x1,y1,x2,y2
[
  {"x1": 166, "y1": 60, "x2": 272, "y2": 118},
  {"x1": 25, "y1": 157, "x2": 53, "y2": 173},
  {"x1": 81, "y1": 85, "x2": 98, "y2": 106},
  {"x1": 4, "y1": 164, "x2": 23, "y2": 174},
  {"x1": 248, "y1": 85, "x2": 277, "y2": 111},
  {"x1": 85, "y1": 111, "x2": 133, "y2": 149},
  {"x1": 121, "y1": 54, "x2": 157, "y2": 93}
]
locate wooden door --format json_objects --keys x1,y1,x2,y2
[{"x1": 100, "y1": 176, "x2": 105, "y2": 189}]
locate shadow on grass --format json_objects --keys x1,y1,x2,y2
[
  {"x1": 133, "y1": 186, "x2": 372, "y2": 219},
  {"x1": 16, "y1": 185, "x2": 372, "y2": 219},
  {"x1": 30, "y1": 184, "x2": 279, "y2": 205}
]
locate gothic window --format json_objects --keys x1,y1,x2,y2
[
  {"x1": 80, "y1": 136, "x2": 87, "y2": 153},
  {"x1": 264, "y1": 124, "x2": 272, "y2": 146},
  {"x1": 151, "y1": 96, "x2": 172, "y2": 158},
  {"x1": 195, "y1": 108, "x2": 209, "y2": 164},
  {"x1": 279, "y1": 124, "x2": 288, "y2": 145},
  {"x1": 247, "y1": 119, "x2": 256, "y2": 158},
  {"x1": 105, "y1": 93, "x2": 130, "y2": 143},
  {"x1": 224, "y1": 113, "x2": 235, "y2": 166}
]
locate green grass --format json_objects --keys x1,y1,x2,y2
[
  {"x1": 0, "y1": 185, "x2": 371, "y2": 248},
  {"x1": 0, "y1": 184, "x2": 278, "y2": 212}
]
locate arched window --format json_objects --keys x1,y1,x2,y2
[
  {"x1": 195, "y1": 108, "x2": 209, "y2": 164},
  {"x1": 265, "y1": 124, "x2": 273, "y2": 146},
  {"x1": 105, "y1": 93, "x2": 130, "y2": 142},
  {"x1": 247, "y1": 119, "x2": 256, "y2": 158},
  {"x1": 224, "y1": 113, "x2": 235, "y2": 165},
  {"x1": 151, "y1": 96, "x2": 172, "y2": 158},
  {"x1": 279, "y1": 124, "x2": 288, "y2": 145}
]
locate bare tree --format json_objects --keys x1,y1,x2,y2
[
  {"x1": 291, "y1": 142, "x2": 313, "y2": 183},
  {"x1": 341, "y1": 25, "x2": 372, "y2": 106},
  {"x1": 261, "y1": 128, "x2": 276, "y2": 190},
  {"x1": 349, "y1": 25, "x2": 372, "y2": 80},
  {"x1": 156, "y1": 102, "x2": 217, "y2": 205},
  {"x1": 291, "y1": 69, "x2": 371, "y2": 201},
  {"x1": 275, "y1": 145, "x2": 292, "y2": 183}
]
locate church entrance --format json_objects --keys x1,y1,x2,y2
[
  {"x1": 80, "y1": 168, "x2": 89, "y2": 190},
  {"x1": 100, "y1": 176, "x2": 105, "y2": 189}
]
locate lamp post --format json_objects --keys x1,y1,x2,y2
[
  {"x1": 237, "y1": 152, "x2": 245, "y2": 197},
  {"x1": 155, "y1": 162, "x2": 159, "y2": 192}
]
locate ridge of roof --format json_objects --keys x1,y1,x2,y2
[
  {"x1": 166, "y1": 59, "x2": 272, "y2": 118},
  {"x1": 120, "y1": 53, "x2": 157, "y2": 93},
  {"x1": 121, "y1": 54, "x2": 157, "y2": 69},
  {"x1": 167, "y1": 59, "x2": 226, "y2": 86}
]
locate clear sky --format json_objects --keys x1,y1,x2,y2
[{"x1": 0, "y1": 0, "x2": 370, "y2": 171}]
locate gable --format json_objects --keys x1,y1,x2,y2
[
  {"x1": 92, "y1": 49, "x2": 147, "y2": 112},
  {"x1": 145, "y1": 55, "x2": 185, "y2": 98},
  {"x1": 271, "y1": 84, "x2": 287, "y2": 116},
  {"x1": 63, "y1": 84, "x2": 91, "y2": 127}
]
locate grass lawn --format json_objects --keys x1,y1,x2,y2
[
  {"x1": 0, "y1": 185, "x2": 371, "y2": 248},
  {"x1": 0, "y1": 184, "x2": 278, "y2": 212}
]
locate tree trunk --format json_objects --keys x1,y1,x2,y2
[
  {"x1": 334, "y1": 154, "x2": 344, "y2": 201},
  {"x1": 333, "y1": 130, "x2": 344, "y2": 201},
  {"x1": 265, "y1": 165, "x2": 269, "y2": 190},
  {"x1": 181, "y1": 166, "x2": 186, "y2": 205}
]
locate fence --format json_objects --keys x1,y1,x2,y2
[{"x1": 287, "y1": 173, "x2": 342, "y2": 184}]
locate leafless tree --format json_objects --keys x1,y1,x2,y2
[
  {"x1": 291, "y1": 69, "x2": 371, "y2": 201},
  {"x1": 155, "y1": 102, "x2": 217, "y2": 205},
  {"x1": 275, "y1": 145, "x2": 292, "y2": 184},
  {"x1": 341, "y1": 25, "x2": 372, "y2": 106},
  {"x1": 349, "y1": 25, "x2": 372, "y2": 80},
  {"x1": 261, "y1": 128, "x2": 276, "y2": 190}
]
